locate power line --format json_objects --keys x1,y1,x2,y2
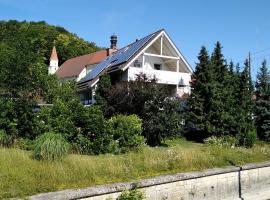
[
  {"x1": 236, "y1": 47, "x2": 270, "y2": 65},
  {"x1": 251, "y1": 47, "x2": 270, "y2": 56}
]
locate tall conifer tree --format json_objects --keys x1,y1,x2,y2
[
  {"x1": 235, "y1": 59, "x2": 254, "y2": 134},
  {"x1": 185, "y1": 46, "x2": 212, "y2": 141},
  {"x1": 255, "y1": 60, "x2": 270, "y2": 141},
  {"x1": 209, "y1": 42, "x2": 231, "y2": 135}
]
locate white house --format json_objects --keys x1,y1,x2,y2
[{"x1": 49, "y1": 29, "x2": 192, "y2": 105}]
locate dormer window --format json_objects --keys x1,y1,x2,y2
[
  {"x1": 134, "y1": 60, "x2": 141, "y2": 67},
  {"x1": 154, "y1": 63, "x2": 162, "y2": 70}
]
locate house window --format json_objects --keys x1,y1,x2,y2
[
  {"x1": 154, "y1": 63, "x2": 162, "y2": 70},
  {"x1": 134, "y1": 60, "x2": 141, "y2": 67}
]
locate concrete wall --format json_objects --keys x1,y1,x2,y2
[{"x1": 30, "y1": 161, "x2": 270, "y2": 200}]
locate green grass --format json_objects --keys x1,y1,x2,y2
[{"x1": 1, "y1": 138, "x2": 270, "y2": 199}]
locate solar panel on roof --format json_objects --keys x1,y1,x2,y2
[{"x1": 79, "y1": 31, "x2": 159, "y2": 84}]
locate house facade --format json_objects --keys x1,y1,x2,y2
[{"x1": 49, "y1": 29, "x2": 192, "y2": 105}]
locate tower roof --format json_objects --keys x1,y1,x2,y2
[{"x1": 50, "y1": 46, "x2": 58, "y2": 61}]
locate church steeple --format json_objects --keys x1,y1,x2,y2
[{"x1": 48, "y1": 45, "x2": 59, "y2": 75}]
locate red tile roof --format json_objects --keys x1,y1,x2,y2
[
  {"x1": 56, "y1": 49, "x2": 114, "y2": 79},
  {"x1": 50, "y1": 46, "x2": 58, "y2": 61}
]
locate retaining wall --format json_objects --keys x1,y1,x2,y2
[{"x1": 30, "y1": 161, "x2": 270, "y2": 200}]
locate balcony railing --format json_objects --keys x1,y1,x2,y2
[{"x1": 128, "y1": 67, "x2": 191, "y2": 85}]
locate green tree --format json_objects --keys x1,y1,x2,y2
[
  {"x1": 36, "y1": 81, "x2": 84, "y2": 140},
  {"x1": 106, "y1": 74, "x2": 182, "y2": 146},
  {"x1": 185, "y1": 43, "x2": 253, "y2": 141},
  {"x1": 254, "y1": 60, "x2": 270, "y2": 141},
  {"x1": 0, "y1": 20, "x2": 100, "y2": 65},
  {"x1": 234, "y1": 59, "x2": 254, "y2": 134},
  {"x1": 208, "y1": 41, "x2": 232, "y2": 136},
  {"x1": 95, "y1": 74, "x2": 114, "y2": 117},
  {"x1": 185, "y1": 46, "x2": 212, "y2": 141}
]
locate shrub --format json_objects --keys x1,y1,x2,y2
[
  {"x1": 0, "y1": 129, "x2": 13, "y2": 147},
  {"x1": 37, "y1": 100, "x2": 79, "y2": 141},
  {"x1": 108, "y1": 115, "x2": 145, "y2": 153},
  {"x1": 118, "y1": 188, "x2": 144, "y2": 200},
  {"x1": 237, "y1": 130, "x2": 257, "y2": 148},
  {"x1": 101, "y1": 74, "x2": 182, "y2": 146},
  {"x1": 73, "y1": 134, "x2": 93, "y2": 154},
  {"x1": 33, "y1": 132, "x2": 69, "y2": 160},
  {"x1": 14, "y1": 138, "x2": 34, "y2": 150},
  {"x1": 204, "y1": 135, "x2": 237, "y2": 148},
  {"x1": 80, "y1": 106, "x2": 113, "y2": 155}
]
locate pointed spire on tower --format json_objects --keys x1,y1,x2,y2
[
  {"x1": 48, "y1": 43, "x2": 59, "y2": 75},
  {"x1": 50, "y1": 45, "x2": 58, "y2": 61}
]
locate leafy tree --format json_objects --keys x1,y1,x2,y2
[
  {"x1": 95, "y1": 74, "x2": 114, "y2": 117},
  {"x1": 36, "y1": 81, "x2": 84, "y2": 140},
  {"x1": 254, "y1": 60, "x2": 270, "y2": 141},
  {"x1": 0, "y1": 20, "x2": 100, "y2": 65},
  {"x1": 0, "y1": 19, "x2": 101, "y2": 140},
  {"x1": 100, "y1": 74, "x2": 182, "y2": 146}
]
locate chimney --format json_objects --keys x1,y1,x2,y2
[{"x1": 110, "y1": 34, "x2": 117, "y2": 49}]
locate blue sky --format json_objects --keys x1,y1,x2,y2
[{"x1": 1, "y1": 0, "x2": 270, "y2": 78}]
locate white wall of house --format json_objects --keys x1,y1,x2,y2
[
  {"x1": 73, "y1": 64, "x2": 99, "y2": 82},
  {"x1": 126, "y1": 54, "x2": 191, "y2": 97},
  {"x1": 122, "y1": 32, "x2": 192, "y2": 98}
]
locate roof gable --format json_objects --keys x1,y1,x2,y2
[{"x1": 123, "y1": 30, "x2": 192, "y2": 73}]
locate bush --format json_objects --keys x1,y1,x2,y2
[
  {"x1": 237, "y1": 130, "x2": 257, "y2": 148},
  {"x1": 14, "y1": 138, "x2": 34, "y2": 150},
  {"x1": 0, "y1": 129, "x2": 13, "y2": 147},
  {"x1": 100, "y1": 74, "x2": 182, "y2": 146},
  {"x1": 33, "y1": 132, "x2": 69, "y2": 160},
  {"x1": 36, "y1": 100, "x2": 80, "y2": 141},
  {"x1": 118, "y1": 188, "x2": 144, "y2": 200},
  {"x1": 108, "y1": 115, "x2": 145, "y2": 153},
  {"x1": 79, "y1": 106, "x2": 113, "y2": 155},
  {"x1": 143, "y1": 99, "x2": 182, "y2": 146},
  {"x1": 72, "y1": 134, "x2": 93, "y2": 154},
  {"x1": 204, "y1": 135, "x2": 237, "y2": 148}
]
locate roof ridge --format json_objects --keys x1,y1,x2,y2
[
  {"x1": 60, "y1": 49, "x2": 107, "y2": 65},
  {"x1": 70, "y1": 49, "x2": 107, "y2": 59},
  {"x1": 114, "y1": 29, "x2": 164, "y2": 53}
]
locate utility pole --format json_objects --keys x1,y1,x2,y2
[
  {"x1": 248, "y1": 52, "x2": 251, "y2": 73},
  {"x1": 248, "y1": 52, "x2": 253, "y2": 91}
]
